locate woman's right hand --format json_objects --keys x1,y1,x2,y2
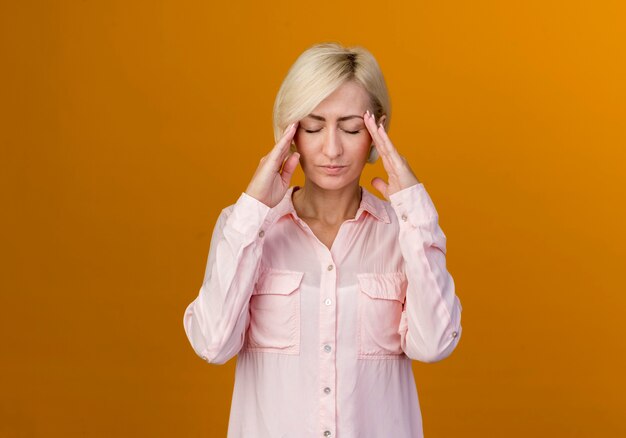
[{"x1": 245, "y1": 122, "x2": 300, "y2": 208}]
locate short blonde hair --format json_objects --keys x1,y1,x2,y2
[{"x1": 273, "y1": 42, "x2": 391, "y2": 163}]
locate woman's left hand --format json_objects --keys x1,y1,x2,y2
[{"x1": 364, "y1": 110, "x2": 421, "y2": 200}]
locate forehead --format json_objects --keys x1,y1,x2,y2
[{"x1": 309, "y1": 81, "x2": 370, "y2": 118}]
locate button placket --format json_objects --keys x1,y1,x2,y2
[{"x1": 319, "y1": 259, "x2": 337, "y2": 438}]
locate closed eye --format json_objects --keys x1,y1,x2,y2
[{"x1": 303, "y1": 128, "x2": 361, "y2": 134}]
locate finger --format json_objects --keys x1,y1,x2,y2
[
  {"x1": 375, "y1": 122, "x2": 403, "y2": 165},
  {"x1": 280, "y1": 151, "x2": 300, "y2": 185},
  {"x1": 272, "y1": 124, "x2": 301, "y2": 173},
  {"x1": 363, "y1": 111, "x2": 387, "y2": 155},
  {"x1": 371, "y1": 177, "x2": 389, "y2": 200},
  {"x1": 364, "y1": 113, "x2": 402, "y2": 173},
  {"x1": 364, "y1": 111, "x2": 401, "y2": 165},
  {"x1": 378, "y1": 148, "x2": 396, "y2": 178},
  {"x1": 270, "y1": 122, "x2": 299, "y2": 161},
  {"x1": 364, "y1": 119, "x2": 396, "y2": 175}
]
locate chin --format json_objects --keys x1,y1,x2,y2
[{"x1": 307, "y1": 173, "x2": 361, "y2": 191}]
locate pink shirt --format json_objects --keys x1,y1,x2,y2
[{"x1": 183, "y1": 182, "x2": 463, "y2": 438}]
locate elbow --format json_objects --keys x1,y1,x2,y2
[
  {"x1": 182, "y1": 302, "x2": 243, "y2": 365},
  {"x1": 198, "y1": 349, "x2": 234, "y2": 365},
  {"x1": 198, "y1": 330, "x2": 245, "y2": 365},
  {"x1": 184, "y1": 326, "x2": 238, "y2": 365},
  {"x1": 404, "y1": 325, "x2": 462, "y2": 363}
]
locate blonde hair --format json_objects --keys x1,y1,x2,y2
[{"x1": 273, "y1": 42, "x2": 391, "y2": 163}]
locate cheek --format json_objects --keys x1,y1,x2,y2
[
  {"x1": 293, "y1": 133, "x2": 316, "y2": 155},
  {"x1": 292, "y1": 141, "x2": 312, "y2": 166},
  {"x1": 351, "y1": 138, "x2": 372, "y2": 158}
]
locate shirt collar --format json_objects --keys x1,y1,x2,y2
[{"x1": 267, "y1": 185, "x2": 390, "y2": 225}]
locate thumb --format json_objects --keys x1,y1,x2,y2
[
  {"x1": 371, "y1": 177, "x2": 389, "y2": 200},
  {"x1": 280, "y1": 152, "x2": 300, "y2": 184}
]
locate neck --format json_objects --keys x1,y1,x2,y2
[{"x1": 292, "y1": 180, "x2": 362, "y2": 225}]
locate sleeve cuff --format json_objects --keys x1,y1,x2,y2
[
  {"x1": 226, "y1": 192, "x2": 272, "y2": 239},
  {"x1": 389, "y1": 183, "x2": 439, "y2": 227}
]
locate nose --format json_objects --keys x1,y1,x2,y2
[{"x1": 322, "y1": 126, "x2": 343, "y2": 159}]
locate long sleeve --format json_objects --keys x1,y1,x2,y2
[
  {"x1": 389, "y1": 183, "x2": 463, "y2": 363},
  {"x1": 183, "y1": 192, "x2": 272, "y2": 364}
]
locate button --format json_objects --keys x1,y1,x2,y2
[
  {"x1": 324, "y1": 387, "x2": 331, "y2": 394},
  {"x1": 327, "y1": 264, "x2": 334, "y2": 271},
  {"x1": 323, "y1": 344, "x2": 332, "y2": 353},
  {"x1": 324, "y1": 431, "x2": 331, "y2": 437},
  {"x1": 258, "y1": 230, "x2": 265, "y2": 237},
  {"x1": 324, "y1": 298, "x2": 332, "y2": 306},
  {"x1": 452, "y1": 331, "x2": 458, "y2": 338},
  {"x1": 201, "y1": 355, "x2": 208, "y2": 361},
  {"x1": 401, "y1": 213, "x2": 408, "y2": 222}
]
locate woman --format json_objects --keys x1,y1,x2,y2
[{"x1": 183, "y1": 42, "x2": 463, "y2": 437}]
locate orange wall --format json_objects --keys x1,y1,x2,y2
[{"x1": 1, "y1": 1, "x2": 625, "y2": 436}]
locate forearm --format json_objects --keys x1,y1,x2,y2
[
  {"x1": 183, "y1": 192, "x2": 272, "y2": 364},
  {"x1": 390, "y1": 183, "x2": 463, "y2": 363}
]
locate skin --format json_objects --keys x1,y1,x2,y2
[{"x1": 245, "y1": 80, "x2": 421, "y2": 249}]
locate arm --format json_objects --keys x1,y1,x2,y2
[
  {"x1": 390, "y1": 183, "x2": 463, "y2": 363},
  {"x1": 182, "y1": 192, "x2": 271, "y2": 364},
  {"x1": 183, "y1": 121, "x2": 300, "y2": 365}
]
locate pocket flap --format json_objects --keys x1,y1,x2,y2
[
  {"x1": 254, "y1": 269, "x2": 304, "y2": 295},
  {"x1": 357, "y1": 272, "x2": 407, "y2": 302}
]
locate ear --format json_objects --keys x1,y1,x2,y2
[{"x1": 378, "y1": 114, "x2": 387, "y2": 128}]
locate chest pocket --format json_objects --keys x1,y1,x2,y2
[
  {"x1": 356, "y1": 272, "x2": 407, "y2": 358},
  {"x1": 246, "y1": 268, "x2": 304, "y2": 354}
]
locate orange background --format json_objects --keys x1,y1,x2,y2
[{"x1": 2, "y1": 1, "x2": 625, "y2": 436}]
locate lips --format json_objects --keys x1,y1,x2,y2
[{"x1": 319, "y1": 165, "x2": 347, "y2": 175}]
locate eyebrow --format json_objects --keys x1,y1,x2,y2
[{"x1": 306, "y1": 113, "x2": 363, "y2": 122}]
